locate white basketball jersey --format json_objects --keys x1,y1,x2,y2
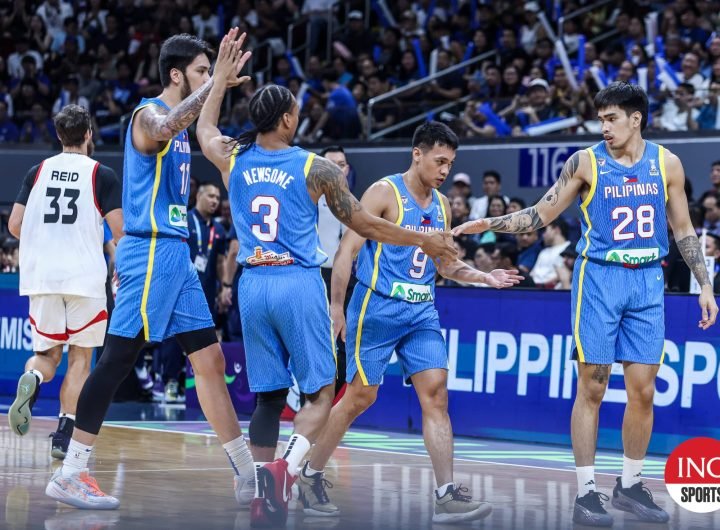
[{"x1": 20, "y1": 153, "x2": 107, "y2": 297}]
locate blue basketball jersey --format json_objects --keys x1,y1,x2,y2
[
  {"x1": 356, "y1": 174, "x2": 447, "y2": 303},
  {"x1": 123, "y1": 98, "x2": 192, "y2": 238},
  {"x1": 228, "y1": 144, "x2": 326, "y2": 268},
  {"x1": 575, "y1": 141, "x2": 669, "y2": 265}
]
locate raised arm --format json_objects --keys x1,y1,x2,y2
[
  {"x1": 664, "y1": 150, "x2": 718, "y2": 329},
  {"x1": 435, "y1": 194, "x2": 523, "y2": 288},
  {"x1": 305, "y1": 156, "x2": 457, "y2": 262},
  {"x1": 452, "y1": 150, "x2": 589, "y2": 236},
  {"x1": 197, "y1": 30, "x2": 252, "y2": 186},
  {"x1": 135, "y1": 30, "x2": 250, "y2": 152}
]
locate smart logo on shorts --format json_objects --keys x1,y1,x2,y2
[{"x1": 665, "y1": 437, "x2": 720, "y2": 513}]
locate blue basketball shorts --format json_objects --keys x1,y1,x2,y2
[
  {"x1": 571, "y1": 258, "x2": 665, "y2": 365},
  {"x1": 238, "y1": 266, "x2": 337, "y2": 394},
  {"x1": 109, "y1": 235, "x2": 214, "y2": 343},
  {"x1": 346, "y1": 283, "x2": 447, "y2": 386}
]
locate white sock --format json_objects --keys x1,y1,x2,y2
[
  {"x1": 29, "y1": 369, "x2": 43, "y2": 384},
  {"x1": 435, "y1": 482, "x2": 453, "y2": 498},
  {"x1": 62, "y1": 439, "x2": 93, "y2": 477},
  {"x1": 223, "y1": 436, "x2": 254, "y2": 477},
  {"x1": 253, "y1": 462, "x2": 266, "y2": 497},
  {"x1": 303, "y1": 463, "x2": 323, "y2": 477},
  {"x1": 576, "y1": 465, "x2": 596, "y2": 496},
  {"x1": 59, "y1": 413, "x2": 76, "y2": 421},
  {"x1": 282, "y1": 434, "x2": 311, "y2": 476},
  {"x1": 621, "y1": 456, "x2": 644, "y2": 488}
]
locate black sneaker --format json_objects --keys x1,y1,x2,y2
[
  {"x1": 49, "y1": 416, "x2": 74, "y2": 460},
  {"x1": 612, "y1": 477, "x2": 669, "y2": 523},
  {"x1": 8, "y1": 372, "x2": 40, "y2": 436},
  {"x1": 573, "y1": 491, "x2": 614, "y2": 527}
]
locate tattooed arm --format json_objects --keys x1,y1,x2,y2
[
  {"x1": 306, "y1": 157, "x2": 456, "y2": 261},
  {"x1": 665, "y1": 150, "x2": 718, "y2": 329},
  {"x1": 453, "y1": 150, "x2": 589, "y2": 236}
]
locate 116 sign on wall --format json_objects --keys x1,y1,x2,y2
[{"x1": 519, "y1": 146, "x2": 580, "y2": 187}]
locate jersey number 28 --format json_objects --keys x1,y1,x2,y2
[{"x1": 611, "y1": 205, "x2": 655, "y2": 240}]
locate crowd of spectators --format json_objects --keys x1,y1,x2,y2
[
  {"x1": 443, "y1": 163, "x2": 720, "y2": 294},
  {"x1": 0, "y1": 1, "x2": 720, "y2": 145}
]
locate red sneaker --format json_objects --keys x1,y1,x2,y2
[
  {"x1": 249, "y1": 497, "x2": 273, "y2": 527},
  {"x1": 254, "y1": 459, "x2": 294, "y2": 525}
]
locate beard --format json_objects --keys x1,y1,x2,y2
[{"x1": 180, "y1": 73, "x2": 191, "y2": 100}]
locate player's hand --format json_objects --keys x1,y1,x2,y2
[
  {"x1": 220, "y1": 285, "x2": 233, "y2": 308},
  {"x1": 214, "y1": 28, "x2": 252, "y2": 88},
  {"x1": 698, "y1": 286, "x2": 718, "y2": 330},
  {"x1": 330, "y1": 303, "x2": 346, "y2": 342},
  {"x1": 484, "y1": 268, "x2": 524, "y2": 289},
  {"x1": 420, "y1": 231, "x2": 457, "y2": 263},
  {"x1": 451, "y1": 218, "x2": 490, "y2": 237}
]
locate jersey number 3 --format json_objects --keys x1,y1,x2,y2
[
  {"x1": 251, "y1": 196, "x2": 279, "y2": 242},
  {"x1": 612, "y1": 205, "x2": 655, "y2": 240},
  {"x1": 44, "y1": 187, "x2": 79, "y2": 224}
]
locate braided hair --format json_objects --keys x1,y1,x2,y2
[{"x1": 232, "y1": 84, "x2": 296, "y2": 155}]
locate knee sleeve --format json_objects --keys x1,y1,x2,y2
[
  {"x1": 75, "y1": 332, "x2": 145, "y2": 435},
  {"x1": 249, "y1": 388, "x2": 288, "y2": 448},
  {"x1": 176, "y1": 326, "x2": 218, "y2": 355}
]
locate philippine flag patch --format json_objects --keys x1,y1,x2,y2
[{"x1": 624, "y1": 176, "x2": 638, "y2": 183}]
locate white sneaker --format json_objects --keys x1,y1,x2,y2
[
  {"x1": 234, "y1": 472, "x2": 256, "y2": 508},
  {"x1": 45, "y1": 468, "x2": 120, "y2": 510}
]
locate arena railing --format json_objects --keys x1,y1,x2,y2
[{"x1": 366, "y1": 49, "x2": 497, "y2": 141}]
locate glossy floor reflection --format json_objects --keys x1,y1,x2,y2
[{"x1": 1, "y1": 417, "x2": 718, "y2": 530}]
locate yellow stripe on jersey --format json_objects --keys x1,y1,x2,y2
[
  {"x1": 434, "y1": 189, "x2": 449, "y2": 230},
  {"x1": 139, "y1": 139, "x2": 172, "y2": 341},
  {"x1": 658, "y1": 145, "x2": 669, "y2": 203},
  {"x1": 304, "y1": 152, "x2": 316, "y2": 178},
  {"x1": 574, "y1": 148, "x2": 599, "y2": 364},
  {"x1": 229, "y1": 144, "x2": 239, "y2": 173},
  {"x1": 659, "y1": 341, "x2": 667, "y2": 365},
  {"x1": 318, "y1": 269, "x2": 337, "y2": 366},
  {"x1": 355, "y1": 177, "x2": 404, "y2": 386}
]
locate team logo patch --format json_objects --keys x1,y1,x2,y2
[
  {"x1": 168, "y1": 205, "x2": 187, "y2": 227},
  {"x1": 437, "y1": 205, "x2": 444, "y2": 222},
  {"x1": 401, "y1": 196, "x2": 408, "y2": 205},
  {"x1": 246, "y1": 246, "x2": 295, "y2": 266},
  {"x1": 649, "y1": 159, "x2": 660, "y2": 176},
  {"x1": 623, "y1": 175, "x2": 638, "y2": 183},
  {"x1": 597, "y1": 158, "x2": 606, "y2": 167},
  {"x1": 390, "y1": 282, "x2": 434, "y2": 303}
]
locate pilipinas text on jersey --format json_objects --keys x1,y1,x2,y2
[
  {"x1": 355, "y1": 173, "x2": 447, "y2": 303},
  {"x1": 228, "y1": 144, "x2": 326, "y2": 268},
  {"x1": 575, "y1": 140, "x2": 669, "y2": 266}
]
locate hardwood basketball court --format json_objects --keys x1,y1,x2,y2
[{"x1": 1, "y1": 415, "x2": 717, "y2": 529}]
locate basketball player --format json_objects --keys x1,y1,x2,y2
[
  {"x1": 45, "y1": 31, "x2": 256, "y2": 509},
  {"x1": 296, "y1": 122, "x2": 521, "y2": 523},
  {"x1": 197, "y1": 82, "x2": 457, "y2": 524},
  {"x1": 453, "y1": 82, "x2": 718, "y2": 526},
  {"x1": 7, "y1": 104, "x2": 122, "y2": 460}
]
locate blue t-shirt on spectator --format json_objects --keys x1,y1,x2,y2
[
  {"x1": 21, "y1": 119, "x2": 56, "y2": 143},
  {"x1": 0, "y1": 119, "x2": 19, "y2": 142},
  {"x1": 518, "y1": 240, "x2": 543, "y2": 271}
]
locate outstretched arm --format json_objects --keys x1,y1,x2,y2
[
  {"x1": 453, "y1": 150, "x2": 588, "y2": 236},
  {"x1": 665, "y1": 150, "x2": 718, "y2": 330},
  {"x1": 305, "y1": 157, "x2": 457, "y2": 262}
]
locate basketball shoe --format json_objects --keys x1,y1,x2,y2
[
  {"x1": 8, "y1": 371, "x2": 40, "y2": 436},
  {"x1": 611, "y1": 477, "x2": 669, "y2": 523},
  {"x1": 251, "y1": 459, "x2": 295, "y2": 526},
  {"x1": 297, "y1": 462, "x2": 339, "y2": 516},
  {"x1": 45, "y1": 468, "x2": 119, "y2": 509},
  {"x1": 49, "y1": 416, "x2": 75, "y2": 459},
  {"x1": 573, "y1": 490, "x2": 614, "y2": 527},
  {"x1": 432, "y1": 484, "x2": 492, "y2": 523}
]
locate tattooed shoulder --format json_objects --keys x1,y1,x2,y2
[
  {"x1": 306, "y1": 155, "x2": 361, "y2": 225},
  {"x1": 135, "y1": 104, "x2": 169, "y2": 139}
]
